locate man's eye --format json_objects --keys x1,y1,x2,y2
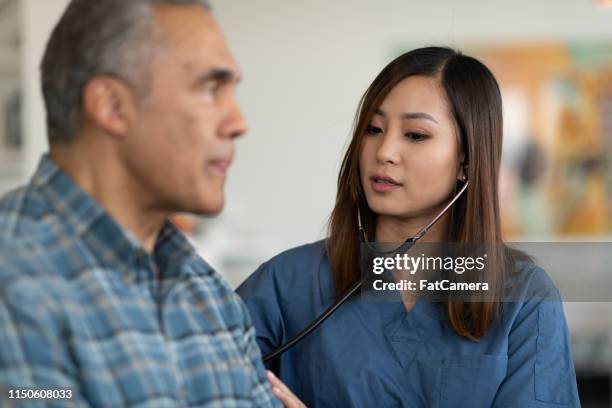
[
  {"x1": 202, "y1": 82, "x2": 221, "y2": 97},
  {"x1": 405, "y1": 132, "x2": 428, "y2": 141},
  {"x1": 366, "y1": 125, "x2": 383, "y2": 135}
]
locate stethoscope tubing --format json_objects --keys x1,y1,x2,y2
[{"x1": 262, "y1": 181, "x2": 469, "y2": 363}]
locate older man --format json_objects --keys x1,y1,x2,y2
[{"x1": 0, "y1": 0, "x2": 302, "y2": 406}]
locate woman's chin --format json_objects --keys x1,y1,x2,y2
[{"x1": 370, "y1": 205, "x2": 414, "y2": 219}]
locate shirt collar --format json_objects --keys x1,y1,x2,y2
[{"x1": 32, "y1": 154, "x2": 196, "y2": 280}]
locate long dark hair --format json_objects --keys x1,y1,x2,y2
[{"x1": 327, "y1": 46, "x2": 522, "y2": 340}]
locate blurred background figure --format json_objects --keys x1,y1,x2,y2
[{"x1": 0, "y1": 0, "x2": 610, "y2": 406}]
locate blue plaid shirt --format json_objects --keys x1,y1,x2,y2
[{"x1": 0, "y1": 156, "x2": 280, "y2": 407}]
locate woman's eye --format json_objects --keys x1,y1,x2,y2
[
  {"x1": 405, "y1": 132, "x2": 428, "y2": 141},
  {"x1": 366, "y1": 125, "x2": 383, "y2": 135}
]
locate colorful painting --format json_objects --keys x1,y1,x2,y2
[{"x1": 472, "y1": 43, "x2": 612, "y2": 238}]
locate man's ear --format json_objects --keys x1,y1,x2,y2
[{"x1": 83, "y1": 77, "x2": 137, "y2": 138}]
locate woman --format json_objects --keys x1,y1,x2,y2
[{"x1": 238, "y1": 47, "x2": 580, "y2": 407}]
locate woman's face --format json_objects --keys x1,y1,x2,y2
[{"x1": 359, "y1": 75, "x2": 463, "y2": 221}]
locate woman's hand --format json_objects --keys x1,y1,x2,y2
[{"x1": 267, "y1": 370, "x2": 307, "y2": 408}]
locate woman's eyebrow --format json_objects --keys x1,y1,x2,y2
[{"x1": 375, "y1": 108, "x2": 439, "y2": 124}]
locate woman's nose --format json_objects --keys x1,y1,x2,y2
[{"x1": 375, "y1": 130, "x2": 402, "y2": 165}]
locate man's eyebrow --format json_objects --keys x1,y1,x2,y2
[
  {"x1": 374, "y1": 108, "x2": 439, "y2": 124},
  {"x1": 195, "y1": 68, "x2": 241, "y2": 85}
]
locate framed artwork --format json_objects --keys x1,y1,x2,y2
[{"x1": 471, "y1": 43, "x2": 611, "y2": 238}]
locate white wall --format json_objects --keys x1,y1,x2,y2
[
  {"x1": 20, "y1": 0, "x2": 69, "y2": 179},
  {"x1": 210, "y1": 0, "x2": 612, "y2": 261},
  {"x1": 18, "y1": 0, "x2": 612, "y2": 264}
]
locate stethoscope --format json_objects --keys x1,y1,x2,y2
[{"x1": 262, "y1": 180, "x2": 470, "y2": 364}]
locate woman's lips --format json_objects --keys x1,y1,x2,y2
[
  {"x1": 370, "y1": 174, "x2": 402, "y2": 193},
  {"x1": 371, "y1": 180, "x2": 401, "y2": 192}
]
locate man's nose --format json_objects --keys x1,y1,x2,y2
[{"x1": 221, "y1": 96, "x2": 248, "y2": 139}]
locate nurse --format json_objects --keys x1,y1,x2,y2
[{"x1": 237, "y1": 47, "x2": 580, "y2": 407}]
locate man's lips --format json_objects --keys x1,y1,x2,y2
[{"x1": 208, "y1": 159, "x2": 232, "y2": 175}]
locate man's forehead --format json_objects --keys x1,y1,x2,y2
[
  {"x1": 180, "y1": 47, "x2": 241, "y2": 80},
  {"x1": 154, "y1": 4, "x2": 218, "y2": 33},
  {"x1": 154, "y1": 5, "x2": 240, "y2": 78}
]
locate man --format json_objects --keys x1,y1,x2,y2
[{"x1": 0, "y1": 0, "x2": 302, "y2": 406}]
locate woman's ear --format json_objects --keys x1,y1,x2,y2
[
  {"x1": 82, "y1": 76, "x2": 137, "y2": 138},
  {"x1": 458, "y1": 163, "x2": 468, "y2": 182},
  {"x1": 457, "y1": 147, "x2": 468, "y2": 181}
]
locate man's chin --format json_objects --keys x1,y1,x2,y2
[
  {"x1": 192, "y1": 198, "x2": 225, "y2": 216},
  {"x1": 171, "y1": 191, "x2": 224, "y2": 217}
]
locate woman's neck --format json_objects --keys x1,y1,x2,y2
[
  {"x1": 375, "y1": 209, "x2": 450, "y2": 312},
  {"x1": 375, "y1": 208, "x2": 450, "y2": 243}
]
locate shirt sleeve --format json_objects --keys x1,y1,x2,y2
[
  {"x1": 236, "y1": 296, "x2": 283, "y2": 408},
  {"x1": 492, "y1": 287, "x2": 580, "y2": 407},
  {"x1": 0, "y1": 278, "x2": 89, "y2": 407}
]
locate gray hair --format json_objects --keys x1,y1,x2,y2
[{"x1": 41, "y1": 0, "x2": 211, "y2": 144}]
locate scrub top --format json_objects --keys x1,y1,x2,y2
[{"x1": 237, "y1": 240, "x2": 580, "y2": 408}]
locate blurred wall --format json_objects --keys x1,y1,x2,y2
[
  {"x1": 18, "y1": 0, "x2": 612, "y2": 264},
  {"x1": 20, "y1": 0, "x2": 69, "y2": 182},
  {"x1": 210, "y1": 0, "x2": 612, "y2": 260}
]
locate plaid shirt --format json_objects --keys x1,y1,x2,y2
[{"x1": 0, "y1": 156, "x2": 280, "y2": 407}]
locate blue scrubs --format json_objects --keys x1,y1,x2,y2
[{"x1": 237, "y1": 240, "x2": 580, "y2": 407}]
